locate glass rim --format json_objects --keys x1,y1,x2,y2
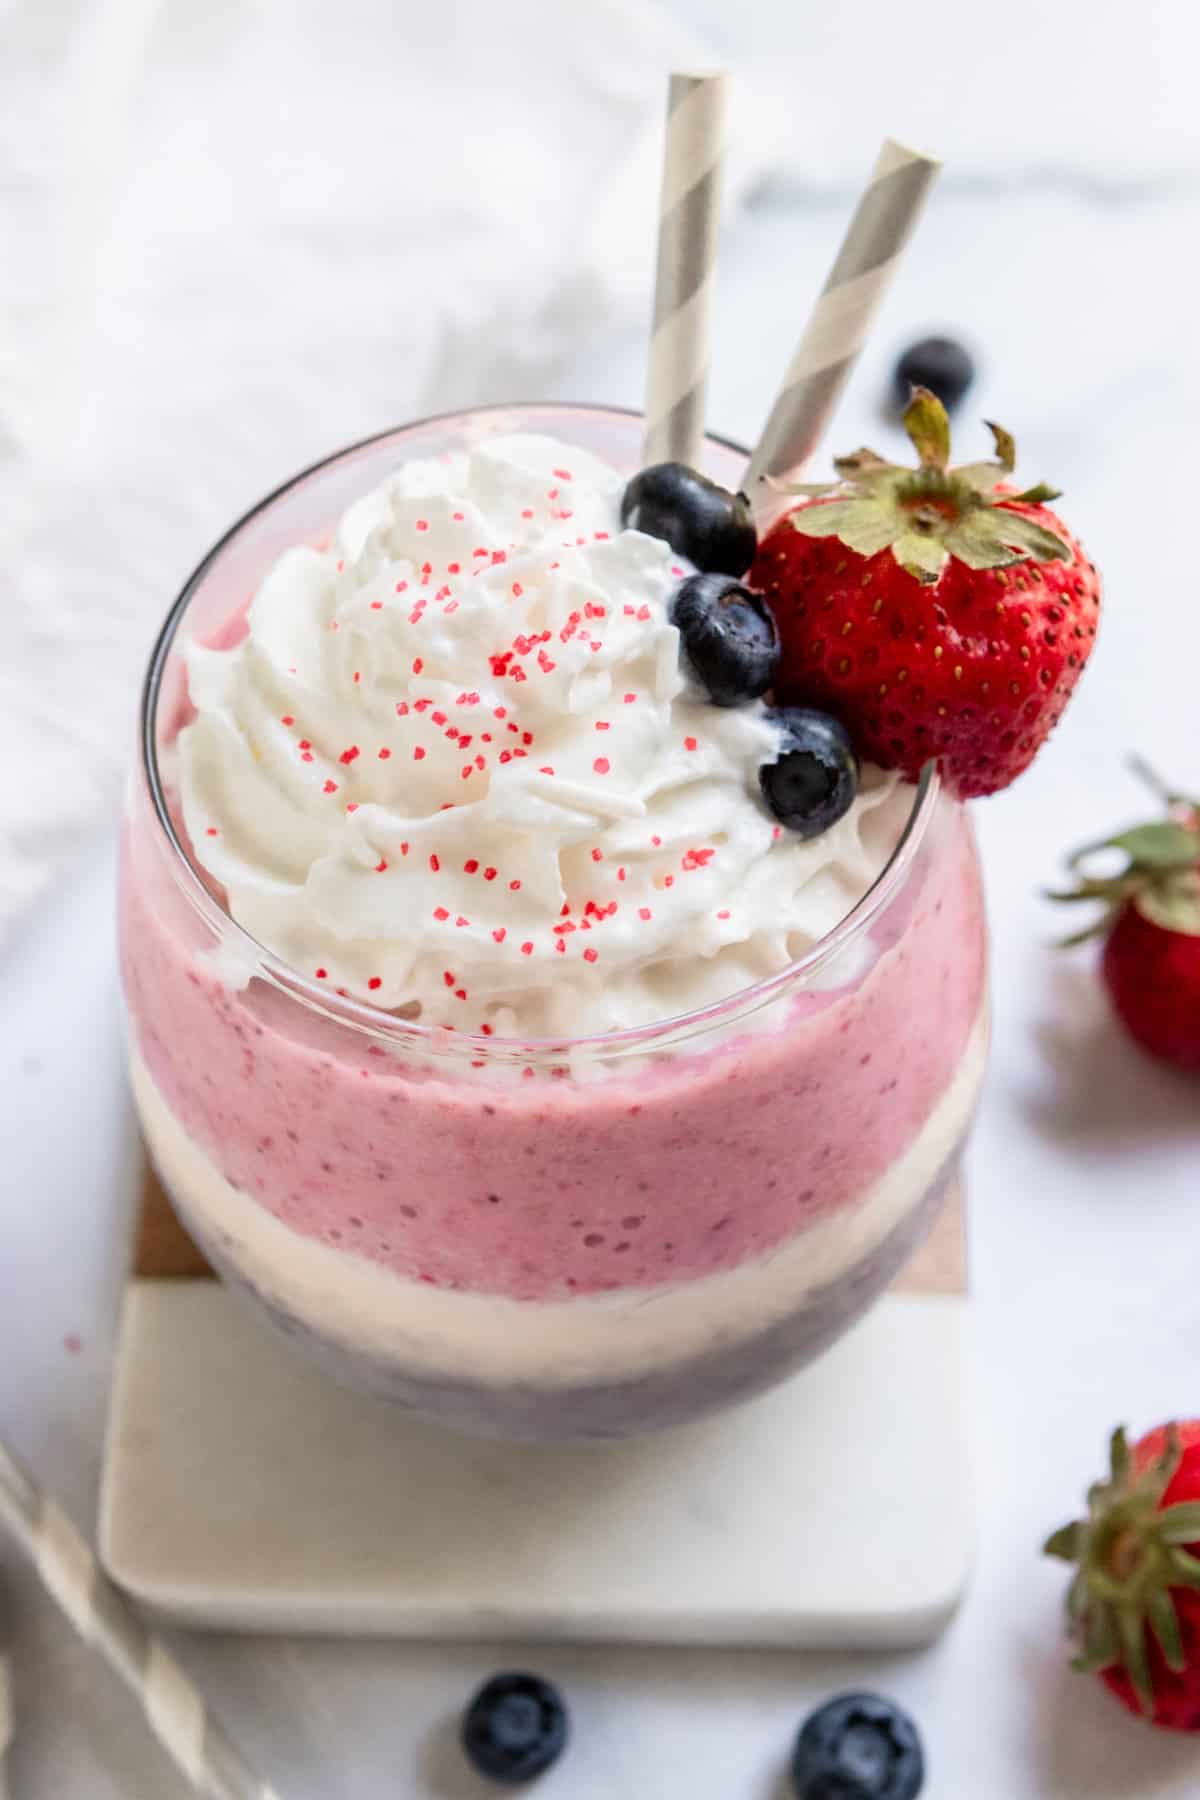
[{"x1": 138, "y1": 400, "x2": 942, "y2": 1062}]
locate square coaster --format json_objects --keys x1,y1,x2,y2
[{"x1": 99, "y1": 1174, "x2": 971, "y2": 1646}]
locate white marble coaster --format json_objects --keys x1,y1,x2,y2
[{"x1": 99, "y1": 1280, "x2": 972, "y2": 1647}]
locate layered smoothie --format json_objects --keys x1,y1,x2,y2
[{"x1": 120, "y1": 407, "x2": 987, "y2": 1440}]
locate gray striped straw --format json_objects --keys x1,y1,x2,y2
[
  {"x1": 0, "y1": 1434, "x2": 280, "y2": 1800},
  {"x1": 744, "y1": 138, "x2": 941, "y2": 504},
  {"x1": 642, "y1": 70, "x2": 728, "y2": 469},
  {"x1": 0, "y1": 1608, "x2": 10, "y2": 1800}
]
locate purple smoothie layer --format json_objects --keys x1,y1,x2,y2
[{"x1": 120, "y1": 795, "x2": 985, "y2": 1305}]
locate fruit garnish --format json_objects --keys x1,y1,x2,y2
[
  {"x1": 750, "y1": 388, "x2": 1101, "y2": 798},
  {"x1": 759, "y1": 707, "x2": 859, "y2": 840},
  {"x1": 790, "y1": 1692, "x2": 925, "y2": 1799},
  {"x1": 672, "y1": 571, "x2": 780, "y2": 706},
  {"x1": 1045, "y1": 1423, "x2": 1200, "y2": 1729},
  {"x1": 779, "y1": 387, "x2": 1069, "y2": 583},
  {"x1": 1048, "y1": 758, "x2": 1200, "y2": 1070},
  {"x1": 460, "y1": 1671, "x2": 569, "y2": 1784},
  {"x1": 621, "y1": 461, "x2": 757, "y2": 576},
  {"x1": 892, "y1": 336, "x2": 975, "y2": 415}
]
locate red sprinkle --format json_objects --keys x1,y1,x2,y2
[
  {"x1": 717, "y1": 909, "x2": 731, "y2": 920},
  {"x1": 639, "y1": 906, "x2": 652, "y2": 920},
  {"x1": 509, "y1": 879, "x2": 521, "y2": 892},
  {"x1": 370, "y1": 600, "x2": 383, "y2": 610},
  {"x1": 511, "y1": 581, "x2": 523, "y2": 597},
  {"x1": 593, "y1": 756, "x2": 611, "y2": 775},
  {"x1": 484, "y1": 867, "x2": 497, "y2": 881},
  {"x1": 492, "y1": 927, "x2": 506, "y2": 943},
  {"x1": 378, "y1": 747, "x2": 392, "y2": 760},
  {"x1": 521, "y1": 942, "x2": 534, "y2": 956},
  {"x1": 623, "y1": 693, "x2": 636, "y2": 704},
  {"x1": 429, "y1": 854, "x2": 440, "y2": 872},
  {"x1": 583, "y1": 947, "x2": 598, "y2": 963},
  {"x1": 280, "y1": 714, "x2": 294, "y2": 726},
  {"x1": 323, "y1": 779, "x2": 338, "y2": 793},
  {"x1": 315, "y1": 968, "x2": 328, "y2": 979},
  {"x1": 464, "y1": 858, "x2": 479, "y2": 874},
  {"x1": 375, "y1": 858, "x2": 388, "y2": 873},
  {"x1": 591, "y1": 848, "x2": 603, "y2": 863},
  {"x1": 413, "y1": 745, "x2": 427, "y2": 761},
  {"x1": 433, "y1": 906, "x2": 450, "y2": 921},
  {"x1": 412, "y1": 658, "x2": 423, "y2": 674},
  {"x1": 684, "y1": 737, "x2": 698, "y2": 752},
  {"x1": 595, "y1": 720, "x2": 611, "y2": 731},
  {"x1": 455, "y1": 916, "x2": 469, "y2": 928},
  {"x1": 443, "y1": 971, "x2": 455, "y2": 987},
  {"x1": 416, "y1": 518, "x2": 429, "y2": 531},
  {"x1": 368, "y1": 977, "x2": 382, "y2": 990},
  {"x1": 205, "y1": 826, "x2": 218, "y2": 836}
]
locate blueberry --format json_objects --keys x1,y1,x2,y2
[
  {"x1": 620, "y1": 462, "x2": 757, "y2": 576},
  {"x1": 461, "y1": 1672, "x2": 568, "y2": 1785},
  {"x1": 791, "y1": 1692, "x2": 924, "y2": 1800},
  {"x1": 672, "y1": 573, "x2": 780, "y2": 706},
  {"x1": 892, "y1": 336, "x2": 975, "y2": 414},
  {"x1": 760, "y1": 709, "x2": 858, "y2": 839}
]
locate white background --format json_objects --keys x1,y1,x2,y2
[{"x1": 3, "y1": 1, "x2": 1200, "y2": 1795}]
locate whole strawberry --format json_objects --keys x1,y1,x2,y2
[
  {"x1": 1050, "y1": 762, "x2": 1200, "y2": 1072},
  {"x1": 750, "y1": 388, "x2": 1101, "y2": 798},
  {"x1": 1045, "y1": 1423, "x2": 1200, "y2": 1730}
]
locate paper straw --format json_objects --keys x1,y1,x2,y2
[
  {"x1": 744, "y1": 138, "x2": 941, "y2": 503},
  {"x1": 642, "y1": 70, "x2": 728, "y2": 468},
  {"x1": 0, "y1": 1435, "x2": 280, "y2": 1800},
  {"x1": 0, "y1": 1627, "x2": 10, "y2": 1800}
]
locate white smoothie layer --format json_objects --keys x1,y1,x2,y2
[{"x1": 131, "y1": 1010, "x2": 986, "y2": 1389}]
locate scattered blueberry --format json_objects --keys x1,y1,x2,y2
[
  {"x1": 672, "y1": 573, "x2": 780, "y2": 706},
  {"x1": 892, "y1": 336, "x2": 975, "y2": 414},
  {"x1": 461, "y1": 1672, "x2": 569, "y2": 1785},
  {"x1": 620, "y1": 462, "x2": 757, "y2": 576},
  {"x1": 760, "y1": 708, "x2": 859, "y2": 839},
  {"x1": 791, "y1": 1692, "x2": 924, "y2": 1800}
]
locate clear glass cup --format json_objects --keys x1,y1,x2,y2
[{"x1": 119, "y1": 404, "x2": 989, "y2": 1441}]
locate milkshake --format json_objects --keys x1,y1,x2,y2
[{"x1": 120, "y1": 404, "x2": 988, "y2": 1439}]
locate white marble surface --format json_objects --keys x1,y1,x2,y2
[{"x1": 4, "y1": 6, "x2": 1200, "y2": 1795}]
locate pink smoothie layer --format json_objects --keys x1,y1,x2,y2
[{"x1": 121, "y1": 794, "x2": 985, "y2": 1304}]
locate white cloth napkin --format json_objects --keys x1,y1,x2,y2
[{"x1": 0, "y1": 0, "x2": 762, "y2": 943}]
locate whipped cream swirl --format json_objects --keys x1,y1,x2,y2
[{"x1": 179, "y1": 434, "x2": 914, "y2": 1037}]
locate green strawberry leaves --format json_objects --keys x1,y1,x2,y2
[
  {"x1": 1051, "y1": 769, "x2": 1200, "y2": 944},
  {"x1": 784, "y1": 387, "x2": 1071, "y2": 584},
  {"x1": 1044, "y1": 1423, "x2": 1200, "y2": 1715}
]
